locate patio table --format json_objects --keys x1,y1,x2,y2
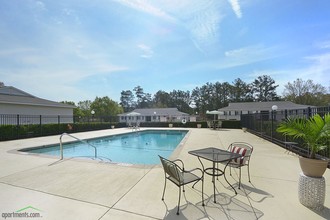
[{"x1": 188, "y1": 147, "x2": 241, "y2": 203}]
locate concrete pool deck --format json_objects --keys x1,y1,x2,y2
[{"x1": 0, "y1": 128, "x2": 329, "y2": 219}]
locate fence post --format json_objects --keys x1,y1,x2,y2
[
  {"x1": 40, "y1": 115, "x2": 42, "y2": 136},
  {"x1": 16, "y1": 114, "x2": 20, "y2": 138},
  {"x1": 260, "y1": 112, "x2": 263, "y2": 134},
  {"x1": 307, "y1": 107, "x2": 312, "y2": 118},
  {"x1": 58, "y1": 115, "x2": 60, "y2": 134}
]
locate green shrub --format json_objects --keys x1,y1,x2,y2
[
  {"x1": 0, "y1": 120, "x2": 242, "y2": 141},
  {"x1": 0, "y1": 125, "x2": 16, "y2": 141},
  {"x1": 221, "y1": 120, "x2": 241, "y2": 129}
]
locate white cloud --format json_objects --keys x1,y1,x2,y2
[
  {"x1": 113, "y1": 0, "x2": 176, "y2": 22},
  {"x1": 166, "y1": 0, "x2": 224, "y2": 53},
  {"x1": 34, "y1": 1, "x2": 47, "y2": 12},
  {"x1": 114, "y1": 0, "x2": 224, "y2": 53},
  {"x1": 186, "y1": 5, "x2": 224, "y2": 52},
  {"x1": 246, "y1": 52, "x2": 330, "y2": 95},
  {"x1": 173, "y1": 44, "x2": 283, "y2": 79},
  {"x1": 217, "y1": 44, "x2": 280, "y2": 69},
  {"x1": 303, "y1": 53, "x2": 330, "y2": 82},
  {"x1": 137, "y1": 44, "x2": 154, "y2": 58},
  {"x1": 228, "y1": 0, "x2": 242, "y2": 18},
  {"x1": 0, "y1": 61, "x2": 128, "y2": 102},
  {"x1": 0, "y1": 37, "x2": 129, "y2": 102},
  {"x1": 315, "y1": 40, "x2": 330, "y2": 49},
  {"x1": 60, "y1": 8, "x2": 81, "y2": 25}
]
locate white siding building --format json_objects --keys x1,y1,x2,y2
[
  {"x1": 118, "y1": 108, "x2": 190, "y2": 123},
  {"x1": 0, "y1": 86, "x2": 74, "y2": 125},
  {"x1": 218, "y1": 101, "x2": 312, "y2": 121}
]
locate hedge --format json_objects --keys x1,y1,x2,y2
[{"x1": 0, "y1": 120, "x2": 241, "y2": 141}]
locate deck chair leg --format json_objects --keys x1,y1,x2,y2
[
  {"x1": 238, "y1": 167, "x2": 241, "y2": 189},
  {"x1": 202, "y1": 177, "x2": 205, "y2": 206},
  {"x1": 230, "y1": 166, "x2": 232, "y2": 176},
  {"x1": 247, "y1": 165, "x2": 251, "y2": 182},
  {"x1": 177, "y1": 186, "x2": 181, "y2": 215},
  {"x1": 191, "y1": 177, "x2": 205, "y2": 206},
  {"x1": 161, "y1": 178, "x2": 167, "y2": 200},
  {"x1": 192, "y1": 178, "x2": 201, "y2": 188}
]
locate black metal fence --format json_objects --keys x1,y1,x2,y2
[
  {"x1": 241, "y1": 106, "x2": 330, "y2": 159},
  {"x1": 0, "y1": 115, "x2": 120, "y2": 141},
  {"x1": 0, "y1": 113, "x2": 242, "y2": 141}
]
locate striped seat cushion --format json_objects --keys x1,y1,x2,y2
[{"x1": 231, "y1": 146, "x2": 247, "y2": 165}]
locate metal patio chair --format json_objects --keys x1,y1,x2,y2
[
  {"x1": 159, "y1": 155, "x2": 204, "y2": 215},
  {"x1": 216, "y1": 120, "x2": 222, "y2": 129},
  {"x1": 207, "y1": 121, "x2": 213, "y2": 129},
  {"x1": 225, "y1": 142, "x2": 253, "y2": 189}
]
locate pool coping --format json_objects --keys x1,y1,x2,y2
[{"x1": 7, "y1": 128, "x2": 191, "y2": 169}]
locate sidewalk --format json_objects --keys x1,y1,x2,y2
[{"x1": 0, "y1": 128, "x2": 329, "y2": 219}]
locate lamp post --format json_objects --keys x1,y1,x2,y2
[
  {"x1": 271, "y1": 105, "x2": 278, "y2": 141},
  {"x1": 91, "y1": 110, "x2": 95, "y2": 122}
]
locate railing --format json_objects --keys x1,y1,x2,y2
[
  {"x1": 0, "y1": 114, "x2": 120, "y2": 141},
  {"x1": 0, "y1": 114, "x2": 120, "y2": 126},
  {"x1": 241, "y1": 106, "x2": 330, "y2": 160},
  {"x1": 59, "y1": 133, "x2": 97, "y2": 160}
]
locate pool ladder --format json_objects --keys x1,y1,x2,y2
[{"x1": 59, "y1": 133, "x2": 98, "y2": 160}]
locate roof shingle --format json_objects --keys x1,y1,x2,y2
[
  {"x1": 219, "y1": 101, "x2": 312, "y2": 111},
  {"x1": 0, "y1": 86, "x2": 74, "y2": 108}
]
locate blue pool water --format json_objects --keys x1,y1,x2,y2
[{"x1": 22, "y1": 130, "x2": 188, "y2": 165}]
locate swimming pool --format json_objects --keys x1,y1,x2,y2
[{"x1": 21, "y1": 130, "x2": 188, "y2": 165}]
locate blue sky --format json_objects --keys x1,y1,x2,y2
[{"x1": 1, "y1": 0, "x2": 330, "y2": 103}]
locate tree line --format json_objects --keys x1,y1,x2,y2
[{"x1": 59, "y1": 75, "x2": 329, "y2": 117}]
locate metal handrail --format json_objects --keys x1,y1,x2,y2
[{"x1": 59, "y1": 133, "x2": 97, "y2": 160}]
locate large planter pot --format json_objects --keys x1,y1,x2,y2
[{"x1": 299, "y1": 157, "x2": 328, "y2": 178}]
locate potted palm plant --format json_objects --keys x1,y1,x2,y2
[{"x1": 277, "y1": 113, "x2": 330, "y2": 177}]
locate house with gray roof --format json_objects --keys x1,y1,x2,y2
[
  {"x1": 218, "y1": 101, "x2": 312, "y2": 121},
  {"x1": 118, "y1": 108, "x2": 191, "y2": 123},
  {"x1": 0, "y1": 85, "x2": 74, "y2": 125}
]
